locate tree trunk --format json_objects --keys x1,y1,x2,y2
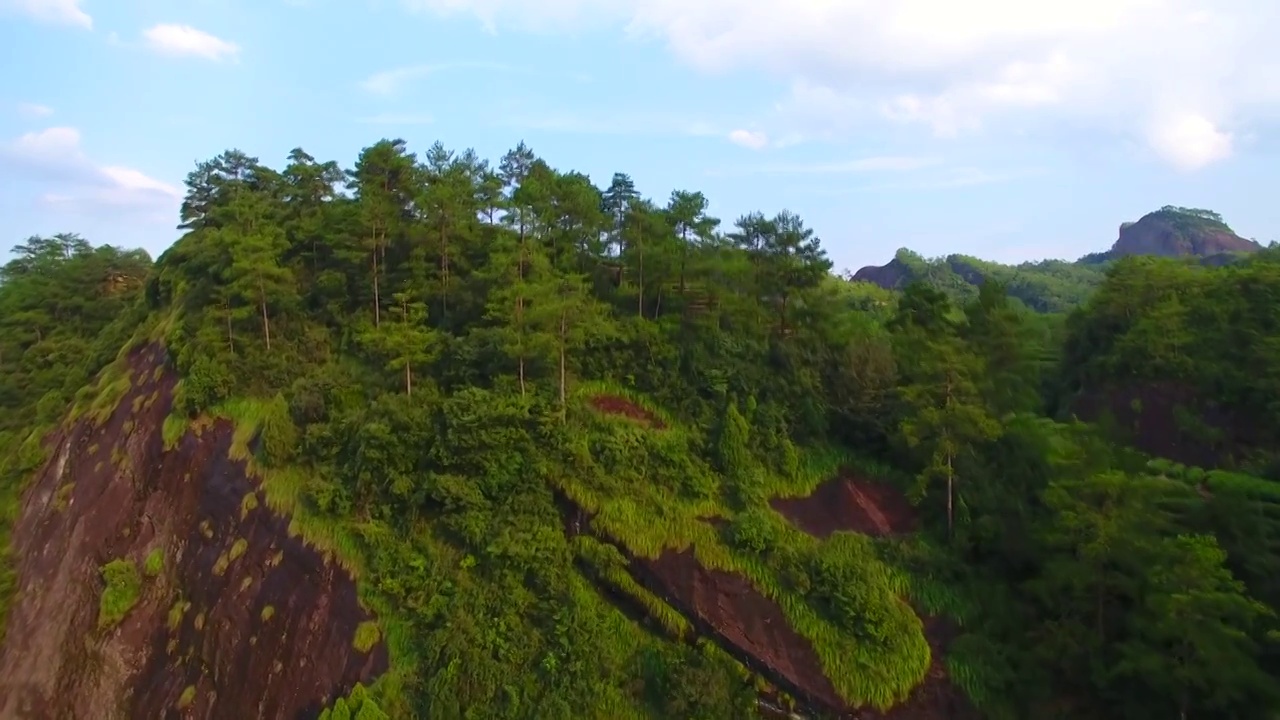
[
  {"x1": 946, "y1": 451, "x2": 954, "y2": 539},
  {"x1": 559, "y1": 311, "x2": 568, "y2": 422},
  {"x1": 259, "y1": 278, "x2": 271, "y2": 351},
  {"x1": 372, "y1": 249, "x2": 381, "y2": 327},
  {"x1": 405, "y1": 362, "x2": 412, "y2": 397},
  {"x1": 780, "y1": 292, "x2": 789, "y2": 335},
  {"x1": 225, "y1": 302, "x2": 235, "y2": 354},
  {"x1": 440, "y1": 222, "x2": 449, "y2": 319},
  {"x1": 637, "y1": 223, "x2": 645, "y2": 318}
]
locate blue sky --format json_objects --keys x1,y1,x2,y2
[{"x1": 2, "y1": 0, "x2": 1279, "y2": 273}]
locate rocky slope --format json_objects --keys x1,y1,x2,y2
[
  {"x1": 0, "y1": 344, "x2": 386, "y2": 720},
  {"x1": 1109, "y1": 208, "x2": 1260, "y2": 258}
]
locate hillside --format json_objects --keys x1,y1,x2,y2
[
  {"x1": 0, "y1": 141, "x2": 1278, "y2": 720},
  {"x1": 851, "y1": 206, "x2": 1267, "y2": 313}
]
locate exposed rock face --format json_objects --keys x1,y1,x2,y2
[
  {"x1": 0, "y1": 343, "x2": 386, "y2": 720},
  {"x1": 1109, "y1": 210, "x2": 1260, "y2": 258},
  {"x1": 851, "y1": 258, "x2": 913, "y2": 290}
]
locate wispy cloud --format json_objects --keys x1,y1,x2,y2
[
  {"x1": 0, "y1": 126, "x2": 180, "y2": 220},
  {"x1": 872, "y1": 166, "x2": 1046, "y2": 190},
  {"x1": 361, "y1": 61, "x2": 529, "y2": 95},
  {"x1": 809, "y1": 166, "x2": 1047, "y2": 194},
  {"x1": 491, "y1": 110, "x2": 722, "y2": 138},
  {"x1": 142, "y1": 24, "x2": 240, "y2": 62},
  {"x1": 707, "y1": 155, "x2": 942, "y2": 177},
  {"x1": 16, "y1": 102, "x2": 54, "y2": 119},
  {"x1": 4, "y1": 0, "x2": 91, "y2": 28},
  {"x1": 355, "y1": 113, "x2": 435, "y2": 125},
  {"x1": 727, "y1": 128, "x2": 769, "y2": 149}
]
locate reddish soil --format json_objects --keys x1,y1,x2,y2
[
  {"x1": 632, "y1": 548, "x2": 850, "y2": 716},
  {"x1": 588, "y1": 395, "x2": 666, "y2": 429},
  {"x1": 856, "y1": 616, "x2": 980, "y2": 720},
  {"x1": 0, "y1": 343, "x2": 386, "y2": 720},
  {"x1": 771, "y1": 474, "x2": 917, "y2": 538}
]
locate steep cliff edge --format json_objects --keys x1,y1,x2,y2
[
  {"x1": 0, "y1": 343, "x2": 387, "y2": 719},
  {"x1": 1109, "y1": 207, "x2": 1260, "y2": 258}
]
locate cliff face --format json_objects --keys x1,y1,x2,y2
[
  {"x1": 0, "y1": 343, "x2": 386, "y2": 720},
  {"x1": 850, "y1": 258, "x2": 913, "y2": 290},
  {"x1": 1108, "y1": 210, "x2": 1261, "y2": 258}
]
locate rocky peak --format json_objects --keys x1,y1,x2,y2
[{"x1": 1109, "y1": 206, "x2": 1261, "y2": 258}]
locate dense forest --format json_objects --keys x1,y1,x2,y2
[
  {"x1": 1, "y1": 138, "x2": 1278, "y2": 720},
  {"x1": 853, "y1": 205, "x2": 1272, "y2": 314}
]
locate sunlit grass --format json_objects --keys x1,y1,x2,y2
[{"x1": 552, "y1": 401, "x2": 933, "y2": 711}]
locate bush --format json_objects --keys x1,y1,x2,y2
[{"x1": 98, "y1": 558, "x2": 141, "y2": 629}]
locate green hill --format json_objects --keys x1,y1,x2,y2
[
  {"x1": 0, "y1": 141, "x2": 1278, "y2": 720},
  {"x1": 851, "y1": 206, "x2": 1269, "y2": 313}
]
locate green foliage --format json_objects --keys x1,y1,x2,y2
[
  {"x1": 144, "y1": 548, "x2": 164, "y2": 577},
  {"x1": 98, "y1": 558, "x2": 141, "y2": 629},
  {"x1": 177, "y1": 685, "x2": 196, "y2": 709},
  {"x1": 353, "y1": 621, "x2": 381, "y2": 653},
  {"x1": 3, "y1": 143, "x2": 1279, "y2": 720},
  {"x1": 861, "y1": 246, "x2": 1111, "y2": 313},
  {"x1": 1059, "y1": 253, "x2": 1280, "y2": 472}
]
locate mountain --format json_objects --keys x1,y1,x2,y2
[
  {"x1": 851, "y1": 206, "x2": 1267, "y2": 313},
  {"x1": 0, "y1": 143, "x2": 1278, "y2": 720},
  {"x1": 1109, "y1": 206, "x2": 1261, "y2": 258}
]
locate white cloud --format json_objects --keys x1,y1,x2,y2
[
  {"x1": 361, "y1": 61, "x2": 528, "y2": 94},
  {"x1": 17, "y1": 102, "x2": 54, "y2": 119},
  {"x1": 727, "y1": 128, "x2": 768, "y2": 149},
  {"x1": 143, "y1": 24, "x2": 240, "y2": 61},
  {"x1": 1146, "y1": 112, "x2": 1233, "y2": 170},
  {"x1": 0, "y1": 127, "x2": 180, "y2": 219},
  {"x1": 2, "y1": 0, "x2": 91, "y2": 28},
  {"x1": 393, "y1": 0, "x2": 1280, "y2": 171}
]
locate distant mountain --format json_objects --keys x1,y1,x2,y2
[
  {"x1": 851, "y1": 206, "x2": 1266, "y2": 313},
  {"x1": 1109, "y1": 206, "x2": 1261, "y2": 258}
]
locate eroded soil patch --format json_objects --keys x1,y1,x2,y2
[
  {"x1": 771, "y1": 474, "x2": 916, "y2": 538},
  {"x1": 857, "y1": 616, "x2": 979, "y2": 720},
  {"x1": 633, "y1": 548, "x2": 849, "y2": 716},
  {"x1": 588, "y1": 395, "x2": 666, "y2": 429}
]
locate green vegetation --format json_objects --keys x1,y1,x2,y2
[
  {"x1": 319, "y1": 683, "x2": 390, "y2": 720},
  {"x1": 98, "y1": 558, "x2": 142, "y2": 629},
  {"x1": 0, "y1": 138, "x2": 1277, "y2": 720},
  {"x1": 856, "y1": 247, "x2": 1112, "y2": 312},
  {"x1": 353, "y1": 620, "x2": 381, "y2": 653},
  {"x1": 0, "y1": 234, "x2": 151, "y2": 642},
  {"x1": 177, "y1": 685, "x2": 196, "y2": 709},
  {"x1": 858, "y1": 204, "x2": 1265, "y2": 314},
  {"x1": 144, "y1": 547, "x2": 164, "y2": 577}
]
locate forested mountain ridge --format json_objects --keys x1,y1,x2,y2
[
  {"x1": 851, "y1": 205, "x2": 1270, "y2": 313},
  {"x1": 0, "y1": 138, "x2": 1277, "y2": 720}
]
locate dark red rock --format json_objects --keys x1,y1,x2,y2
[{"x1": 0, "y1": 343, "x2": 385, "y2": 720}]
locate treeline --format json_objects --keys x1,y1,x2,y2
[
  {"x1": 0, "y1": 136, "x2": 1277, "y2": 719},
  {"x1": 873, "y1": 248, "x2": 1109, "y2": 313},
  {"x1": 1058, "y1": 252, "x2": 1280, "y2": 475}
]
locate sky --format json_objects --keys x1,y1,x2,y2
[{"x1": 2, "y1": 0, "x2": 1279, "y2": 273}]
